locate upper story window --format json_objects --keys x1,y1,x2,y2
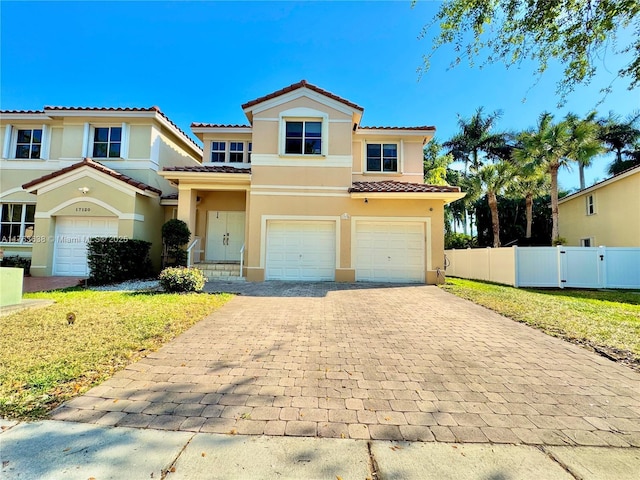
[
  {"x1": 209, "y1": 140, "x2": 251, "y2": 164},
  {"x1": 3, "y1": 125, "x2": 49, "y2": 160},
  {"x1": 211, "y1": 141, "x2": 226, "y2": 162},
  {"x1": 586, "y1": 194, "x2": 595, "y2": 215},
  {"x1": 16, "y1": 129, "x2": 42, "y2": 159},
  {"x1": 230, "y1": 142, "x2": 244, "y2": 163},
  {"x1": 1, "y1": 203, "x2": 35, "y2": 244},
  {"x1": 285, "y1": 121, "x2": 322, "y2": 155},
  {"x1": 367, "y1": 143, "x2": 398, "y2": 172},
  {"x1": 93, "y1": 127, "x2": 121, "y2": 158}
]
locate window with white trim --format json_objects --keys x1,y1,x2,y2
[
  {"x1": 1, "y1": 203, "x2": 35, "y2": 243},
  {"x1": 229, "y1": 142, "x2": 244, "y2": 163},
  {"x1": 15, "y1": 129, "x2": 42, "y2": 159},
  {"x1": 248, "y1": 142, "x2": 252, "y2": 163},
  {"x1": 586, "y1": 194, "x2": 595, "y2": 215},
  {"x1": 211, "y1": 141, "x2": 226, "y2": 162},
  {"x1": 93, "y1": 126, "x2": 121, "y2": 158},
  {"x1": 285, "y1": 121, "x2": 322, "y2": 155},
  {"x1": 366, "y1": 143, "x2": 398, "y2": 172}
]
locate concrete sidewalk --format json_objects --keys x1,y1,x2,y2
[{"x1": 2, "y1": 419, "x2": 639, "y2": 479}]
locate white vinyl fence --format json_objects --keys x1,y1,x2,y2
[{"x1": 445, "y1": 246, "x2": 640, "y2": 289}]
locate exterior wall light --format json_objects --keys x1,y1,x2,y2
[{"x1": 78, "y1": 187, "x2": 90, "y2": 195}]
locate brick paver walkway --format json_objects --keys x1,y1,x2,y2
[{"x1": 51, "y1": 283, "x2": 640, "y2": 446}]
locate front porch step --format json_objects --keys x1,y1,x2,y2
[{"x1": 194, "y1": 263, "x2": 245, "y2": 282}]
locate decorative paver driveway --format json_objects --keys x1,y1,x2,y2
[{"x1": 52, "y1": 283, "x2": 640, "y2": 446}]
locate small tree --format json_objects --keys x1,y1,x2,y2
[{"x1": 162, "y1": 219, "x2": 191, "y2": 267}]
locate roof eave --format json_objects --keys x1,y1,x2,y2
[{"x1": 350, "y1": 191, "x2": 466, "y2": 204}]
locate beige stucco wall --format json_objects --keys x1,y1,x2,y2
[
  {"x1": 351, "y1": 136, "x2": 426, "y2": 182},
  {"x1": 200, "y1": 133, "x2": 252, "y2": 163},
  {"x1": 559, "y1": 172, "x2": 640, "y2": 247},
  {"x1": 252, "y1": 165, "x2": 351, "y2": 188}
]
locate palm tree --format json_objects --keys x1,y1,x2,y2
[
  {"x1": 565, "y1": 112, "x2": 604, "y2": 190},
  {"x1": 443, "y1": 107, "x2": 508, "y2": 235},
  {"x1": 443, "y1": 107, "x2": 507, "y2": 173},
  {"x1": 598, "y1": 112, "x2": 640, "y2": 175},
  {"x1": 508, "y1": 162, "x2": 549, "y2": 240},
  {"x1": 475, "y1": 161, "x2": 515, "y2": 247},
  {"x1": 514, "y1": 112, "x2": 571, "y2": 244}
]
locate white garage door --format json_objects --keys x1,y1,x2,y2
[
  {"x1": 355, "y1": 221, "x2": 425, "y2": 283},
  {"x1": 54, "y1": 217, "x2": 118, "y2": 276},
  {"x1": 266, "y1": 221, "x2": 336, "y2": 281}
]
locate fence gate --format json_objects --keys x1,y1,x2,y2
[{"x1": 559, "y1": 247, "x2": 602, "y2": 288}]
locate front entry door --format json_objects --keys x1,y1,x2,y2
[{"x1": 206, "y1": 211, "x2": 245, "y2": 261}]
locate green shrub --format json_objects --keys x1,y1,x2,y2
[
  {"x1": 159, "y1": 267, "x2": 206, "y2": 293},
  {"x1": 88, "y1": 238, "x2": 153, "y2": 285},
  {"x1": 445, "y1": 232, "x2": 477, "y2": 249},
  {"x1": 0, "y1": 255, "x2": 31, "y2": 276},
  {"x1": 162, "y1": 219, "x2": 191, "y2": 267}
]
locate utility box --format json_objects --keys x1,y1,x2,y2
[{"x1": 0, "y1": 267, "x2": 24, "y2": 307}]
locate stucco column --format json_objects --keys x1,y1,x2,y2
[{"x1": 177, "y1": 187, "x2": 197, "y2": 241}]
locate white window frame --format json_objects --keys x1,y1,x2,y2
[
  {"x1": 211, "y1": 141, "x2": 226, "y2": 162},
  {"x1": 585, "y1": 194, "x2": 595, "y2": 215},
  {"x1": 365, "y1": 141, "x2": 400, "y2": 173},
  {"x1": 3, "y1": 124, "x2": 50, "y2": 160},
  {"x1": 278, "y1": 107, "x2": 328, "y2": 157},
  {"x1": 209, "y1": 140, "x2": 251, "y2": 164},
  {"x1": 0, "y1": 203, "x2": 36, "y2": 244},
  {"x1": 229, "y1": 142, "x2": 244, "y2": 163},
  {"x1": 83, "y1": 122, "x2": 129, "y2": 159}
]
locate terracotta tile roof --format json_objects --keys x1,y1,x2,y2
[
  {"x1": 349, "y1": 181, "x2": 461, "y2": 193},
  {"x1": 241, "y1": 79, "x2": 364, "y2": 111},
  {"x1": 0, "y1": 109, "x2": 46, "y2": 114},
  {"x1": 359, "y1": 125, "x2": 436, "y2": 131},
  {"x1": 191, "y1": 123, "x2": 252, "y2": 129},
  {"x1": 41, "y1": 106, "x2": 201, "y2": 153},
  {"x1": 163, "y1": 165, "x2": 251, "y2": 174},
  {"x1": 22, "y1": 158, "x2": 162, "y2": 195}
]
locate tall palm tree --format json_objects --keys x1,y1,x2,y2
[
  {"x1": 598, "y1": 112, "x2": 640, "y2": 175},
  {"x1": 443, "y1": 107, "x2": 507, "y2": 235},
  {"x1": 443, "y1": 107, "x2": 507, "y2": 173},
  {"x1": 565, "y1": 112, "x2": 604, "y2": 190},
  {"x1": 508, "y1": 162, "x2": 549, "y2": 239},
  {"x1": 475, "y1": 161, "x2": 515, "y2": 247},
  {"x1": 514, "y1": 112, "x2": 571, "y2": 244}
]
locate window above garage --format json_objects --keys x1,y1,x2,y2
[
  {"x1": 82, "y1": 122, "x2": 130, "y2": 159},
  {"x1": 366, "y1": 143, "x2": 398, "y2": 173},
  {"x1": 278, "y1": 107, "x2": 328, "y2": 157}
]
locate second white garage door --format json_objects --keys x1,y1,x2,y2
[
  {"x1": 266, "y1": 221, "x2": 336, "y2": 281},
  {"x1": 355, "y1": 221, "x2": 425, "y2": 283},
  {"x1": 53, "y1": 216, "x2": 118, "y2": 276}
]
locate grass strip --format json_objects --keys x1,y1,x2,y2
[{"x1": 0, "y1": 288, "x2": 231, "y2": 419}]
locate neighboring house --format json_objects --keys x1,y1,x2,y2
[
  {"x1": 0, "y1": 107, "x2": 202, "y2": 276},
  {"x1": 160, "y1": 80, "x2": 464, "y2": 283},
  {"x1": 558, "y1": 165, "x2": 640, "y2": 247}
]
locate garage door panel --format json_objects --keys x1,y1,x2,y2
[
  {"x1": 266, "y1": 221, "x2": 336, "y2": 281},
  {"x1": 54, "y1": 217, "x2": 118, "y2": 276},
  {"x1": 355, "y1": 221, "x2": 425, "y2": 283}
]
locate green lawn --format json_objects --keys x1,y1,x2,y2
[
  {"x1": 0, "y1": 288, "x2": 232, "y2": 420},
  {"x1": 440, "y1": 278, "x2": 640, "y2": 361}
]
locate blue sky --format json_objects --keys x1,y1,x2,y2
[{"x1": 2, "y1": 1, "x2": 638, "y2": 191}]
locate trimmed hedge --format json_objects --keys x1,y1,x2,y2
[
  {"x1": 88, "y1": 238, "x2": 153, "y2": 285},
  {"x1": 0, "y1": 255, "x2": 31, "y2": 276},
  {"x1": 159, "y1": 267, "x2": 206, "y2": 293}
]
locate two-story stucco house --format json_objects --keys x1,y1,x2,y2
[
  {"x1": 161, "y1": 80, "x2": 464, "y2": 283},
  {"x1": 558, "y1": 165, "x2": 640, "y2": 247},
  {"x1": 0, "y1": 107, "x2": 202, "y2": 276}
]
